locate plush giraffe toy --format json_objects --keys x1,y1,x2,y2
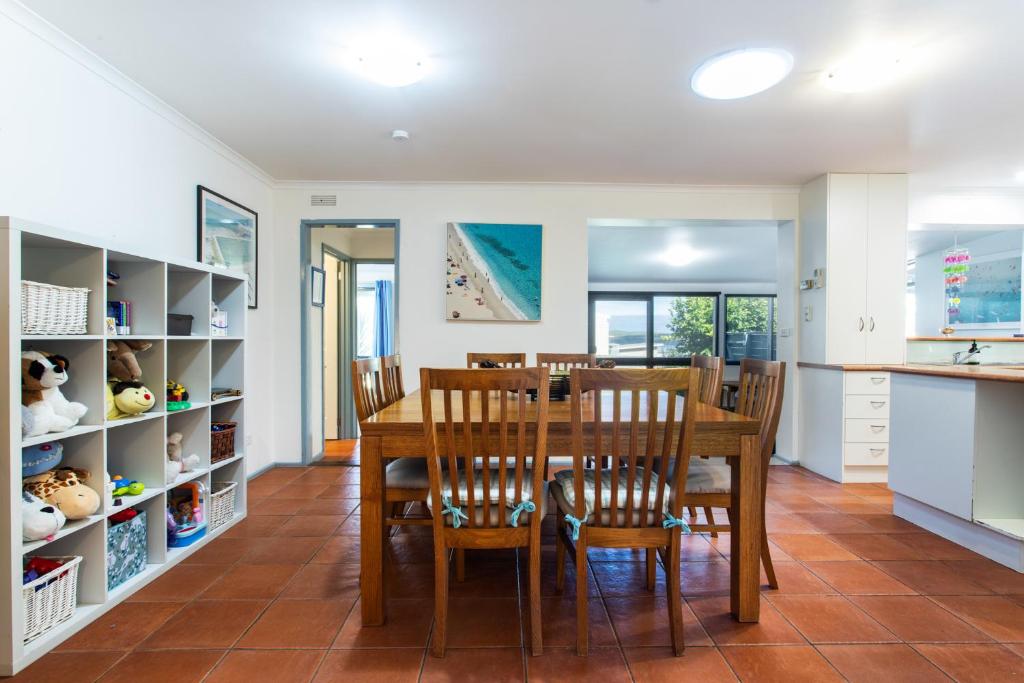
[{"x1": 23, "y1": 467, "x2": 100, "y2": 520}]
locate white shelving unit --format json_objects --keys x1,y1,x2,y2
[{"x1": 1, "y1": 217, "x2": 248, "y2": 675}]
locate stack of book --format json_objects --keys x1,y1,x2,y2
[{"x1": 106, "y1": 300, "x2": 131, "y2": 335}]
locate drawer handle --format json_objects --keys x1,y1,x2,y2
[
  {"x1": 870, "y1": 424, "x2": 887, "y2": 433},
  {"x1": 869, "y1": 377, "x2": 886, "y2": 384},
  {"x1": 869, "y1": 448, "x2": 886, "y2": 455},
  {"x1": 870, "y1": 400, "x2": 887, "y2": 408}
]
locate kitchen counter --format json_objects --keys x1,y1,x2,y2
[{"x1": 798, "y1": 361, "x2": 1024, "y2": 383}]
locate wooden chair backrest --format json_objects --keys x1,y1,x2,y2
[
  {"x1": 690, "y1": 354, "x2": 724, "y2": 405},
  {"x1": 379, "y1": 354, "x2": 406, "y2": 405},
  {"x1": 419, "y1": 367, "x2": 551, "y2": 530},
  {"x1": 352, "y1": 357, "x2": 385, "y2": 422},
  {"x1": 536, "y1": 353, "x2": 596, "y2": 371},
  {"x1": 466, "y1": 352, "x2": 527, "y2": 368},
  {"x1": 735, "y1": 359, "x2": 786, "y2": 484},
  {"x1": 568, "y1": 368, "x2": 699, "y2": 529}
]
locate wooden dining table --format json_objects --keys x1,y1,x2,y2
[{"x1": 358, "y1": 388, "x2": 763, "y2": 626}]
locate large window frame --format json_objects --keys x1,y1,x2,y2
[
  {"x1": 723, "y1": 293, "x2": 777, "y2": 363},
  {"x1": 588, "y1": 291, "x2": 721, "y2": 367}
]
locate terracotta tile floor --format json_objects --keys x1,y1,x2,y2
[{"x1": 10, "y1": 462, "x2": 1024, "y2": 682}]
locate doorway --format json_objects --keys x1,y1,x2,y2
[{"x1": 300, "y1": 221, "x2": 399, "y2": 464}]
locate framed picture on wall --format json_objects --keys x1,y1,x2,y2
[
  {"x1": 197, "y1": 185, "x2": 259, "y2": 308},
  {"x1": 946, "y1": 250, "x2": 1022, "y2": 330},
  {"x1": 311, "y1": 266, "x2": 326, "y2": 308}
]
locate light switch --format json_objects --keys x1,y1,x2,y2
[{"x1": 803, "y1": 305, "x2": 813, "y2": 322}]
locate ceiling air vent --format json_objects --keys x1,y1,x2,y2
[{"x1": 310, "y1": 194, "x2": 337, "y2": 207}]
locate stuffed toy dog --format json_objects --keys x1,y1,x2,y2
[
  {"x1": 107, "y1": 340, "x2": 153, "y2": 381},
  {"x1": 22, "y1": 491, "x2": 66, "y2": 542},
  {"x1": 23, "y1": 467, "x2": 100, "y2": 520},
  {"x1": 106, "y1": 380, "x2": 156, "y2": 419},
  {"x1": 166, "y1": 432, "x2": 201, "y2": 484},
  {"x1": 21, "y1": 351, "x2": 88, "y2": 436}
]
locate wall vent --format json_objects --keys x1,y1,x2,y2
[{"x1": 310, "y1": 194, "x2": 337, "y2": 207}]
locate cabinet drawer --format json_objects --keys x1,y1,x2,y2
[
  {"x1": 844, "y1": 443, "x2": 889, "y2": 466},
  {"x1": 845, "y1": 418, "x2": 890, "y2": 443},
  {"x1": 845, "y1": 372, "x2": 890, "y2": 395},
  {"x1": 845, "y1": 394, "x2": 891, "y2": 418}
]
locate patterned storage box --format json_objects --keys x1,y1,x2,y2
[{"x1": 107, "y1": 510, "x2": 147, "y2": 590}]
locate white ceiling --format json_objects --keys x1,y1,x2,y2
[
  {"x1": 23, "y1": 0, "x2": 1024, "y2": 186},
  {"x1": 588, "y1": 220, "x2": 779, "y2": 284}
]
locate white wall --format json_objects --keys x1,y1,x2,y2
[
  {"x1": 0, "y1": 2, "x2": 277, "y2": 474},
  {"x1": 276, "y1": 183, "x2": 799, "y2": 464}
]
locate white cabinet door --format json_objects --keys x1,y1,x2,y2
[
  {"x1": 825, "y1": 174, "x2": 868, "y2": 364},
  {"x1": 865, "y1": 174, "x2": 908, "y2": 364}
]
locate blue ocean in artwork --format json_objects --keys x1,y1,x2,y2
[{"x1": 458, "y1": 223, "x2": 542, "y2": 320}]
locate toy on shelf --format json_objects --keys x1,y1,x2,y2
[
  {"x1": 21, "y1": 351, "x2": 88, "y2": 437},
  {"x1": 108, "y1": 507, "x2": 137, "y2": 525},
  {"x1": 22, "y1": 556, "x2": 68, "y2": 585},
  {"x1": 167, "y1": 482, "x2": 206, "y2": 548},
  {"x1": 111, "y1": 476, "x2": 145, "y2": 498},
  {"x1": 106, "y1": 381, "x2": 156, "y2": 420},
  {"x1": 211, "y1": 387, "x2": 241, "y2": 401},
  {"x1": 106, "y1": 270, "x2": 120, "y2": 287},
  {"x1": 166, "y1": 379, "x2": 191, "y2": 411},
  {"x1": 165, "y1": 432, "x2": 201, "y2": 485},
  {"x1": 23, "y1": 467, "x2": 100, "y2": 520},
  {"x1": 166, "y1": 509, "x2": 178, "y2": 545},
  {"x1": 106, "y1": 341, "x2": 152, "y2": 382},
  {"x1": 22, "y1": 441, "x2": 63, "y2": 477},
  {"x1": 211, "y1": 303, "x2": 228, "y2": 336},
  {"x1": 22, "y1": 492, "x2": 66, "y2": 542}
]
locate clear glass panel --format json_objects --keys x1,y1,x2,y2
[
  {"x1": 725, "y1": 296, "x2": 775, "y2": 361},
  {"x1": 654, "y1": 295, "x2": 716, "y2": 358},
  {"x1": 593, "y1": 299, "x2": 648, "y2": 358},
  {"x1": 355, "y1": 262, "x2": 395, "y2": 358}
]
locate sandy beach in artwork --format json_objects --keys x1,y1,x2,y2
[{"x1": 446, "y1": 223, "x2": 529, "y2": 321}]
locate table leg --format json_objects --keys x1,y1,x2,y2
[
  {"x1": 730, "y1": 434, "x2": 762, "y2": 622},
  {"x1": 360, "y1": 435, "x2": 386, "y2": 625}
]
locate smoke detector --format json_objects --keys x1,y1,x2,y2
[{"x1": 391, "y1": 129, "x2": 410, "y2": 141}]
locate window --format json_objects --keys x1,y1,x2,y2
[
  {"x1": 724, "y1": 295, "x2": 777, "y2": 362},
  {"x1": 355, "y1": 262, "x2": 395, "y2": 358},
  {"x1": 589, "y1": 292, "x2": 718, "y2": 367}
]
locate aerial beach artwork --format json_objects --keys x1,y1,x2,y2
[{"x1": 446, "y1": 222, "x2": 542, "y2": 321}]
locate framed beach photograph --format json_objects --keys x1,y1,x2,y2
[
  {"x1": 197, "y1": 185, "x2": 258, "y2": 308},
  {"x1": 446, "y1": 222, "x2": 542, "y2": 322},
  {"x1": 310, "y1": 266, "x2": 326, "y2": 308}
]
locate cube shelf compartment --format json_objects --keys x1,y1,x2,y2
[{"x1": 2, "y1": 217, "x2": 247, "y2": 676}]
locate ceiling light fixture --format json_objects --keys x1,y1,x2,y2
[
  {"x1": 660, "y1": 245, "x2": 700, "y2": 267},
  {"x1": 691, "y1": 48, "x2": 793, "y2": 100},
  {"x1": 341, "y1": 35, "x2": 430, "y2": 87},
  {"x1": 824, "y1": 46, "x2": 910, "y2": 92}
]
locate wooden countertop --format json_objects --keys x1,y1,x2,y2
[
  {"x1": 799, "y1": 362, "x2": 1024, "y2": 383},
  {"x1": 907, "y1": 336, "x2": 1024, "y2": 343}
]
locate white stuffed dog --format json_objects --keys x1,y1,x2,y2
[
  {"x1": 21, "y1": 351, "x2": 88, "y2": 436},
  {"x1": 22, "y1": 491, "x2": 67, "y2": 542}
]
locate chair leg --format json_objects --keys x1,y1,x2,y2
[
  {"x1": 529, "y1": 535, "x2": 543, "y2": 655},
  {"x1": 575, "y1": 537, "x2": 589, "y2": 656},
  {"x1": 687, "y1": 506, "x2": 698, "y2": 520},
  {"x1": 555, "y1": 533, "x2": 566, "y2": 593},
  {"x1": 645, "y1": 548, "x2": 657, "y2": 591},
  {"x1": 705, "y1": 507, "x2": 718, "y2": 537},
  {"x1": 455, "y1": 548, "x2": 466, "y2": 582},
  {"x1": 665, "y1": 535, "x2": 685, "y2": 656},
  {"x1": 761, "y1": 524, "x2": 778, "y2": 589},
  {"x1": 431, "y1": 544, "x2": 450, "y2": 657}
]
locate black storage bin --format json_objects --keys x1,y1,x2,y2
[{"x1": 167, "y1": 313, "x2": 193, "y2": 336}]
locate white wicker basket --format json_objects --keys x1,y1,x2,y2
[
  {"x1": 209, "y1": 482, "x2": 238, "y2": 532},
  {"x1": 22, "y1": 555, "x2": 82, "y2": 643},
  {"x1": 21, "y1": 280, "x2": 90, "y2": 335}
]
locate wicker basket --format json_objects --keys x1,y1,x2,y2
[
  {"x1": 211, "y1": 422, "x2": 237, "y2": 463},
  {"x1": 209, "y1": 481, "x2": 238, "y2": 532},
  {"x1": 21, "y1": 280, "x2": 90, "y2": 335},
  {"x1": 22, "y1": 555, "x2": 82, "y2": 643}
]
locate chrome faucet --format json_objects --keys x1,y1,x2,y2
[{"x1": 953, "y1": 341, "x2": 991, "y2": 365}]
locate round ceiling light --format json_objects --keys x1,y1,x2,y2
[
  {"x1": 691, "y1": 48, "x2": 794, "y2": 100},
  {"x1": 659, "y1": 245, "x2": 700, "y2": 267},
  {"x1": 342, "y1": 37, "x2": 429, "y2": 87}
]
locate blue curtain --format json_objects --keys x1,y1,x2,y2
[{"x1": 374, "y1": 280, "x2": 394, "y2": 356}]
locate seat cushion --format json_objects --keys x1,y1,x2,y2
[
  {"x1": 386, "y1": 458, "x2": 430, "y2": 489},
  {"x1": 685, "y1": 459, "x2": 732, "y2": 494},
  {"x1": 426, "y1": 471, "x2": 547, "y2": 527},
  {"x1": 552, "y1": 468, "x2": 671, "y2": 525}
]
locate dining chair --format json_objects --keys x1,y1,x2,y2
[
  {"x1": 466, "y1": 352, "x2": 527, "y2": 368},
  {"x1": 686, "y1": 354, "x2": 724, "y2": 532},
  {"x1": 419, "y1": 366, "x2": 551, "y2": 657},
  {"x1": 682, "y1": 359, "x2": 785, "y2": 589},
  {"x1": 536, "y1": 352, "x2": 596, "y2": 370},
  {"x1": 352, "y1": 357, "x2": 430, "y2": 527},
  {"x1": 553, "y1": 368, "x2": 699, "y2": 656}
]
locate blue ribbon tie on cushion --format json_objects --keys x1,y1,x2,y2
[
  {"x1": 662, "y1": 513, "x2": 692, "y2": 534},
  {"x1": 441, "y1": 496, "x2": 469, "y2": 528},
  {"x1": 564, "y1": 514, "x2": 585, "y2": 541},
  {"x1": 510, "y1": 500, "x2": 536, "y2": 527}
]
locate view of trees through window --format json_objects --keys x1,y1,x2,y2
[{"x1": 725, "y1": 295, "x2": 777, "y2": 361}]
